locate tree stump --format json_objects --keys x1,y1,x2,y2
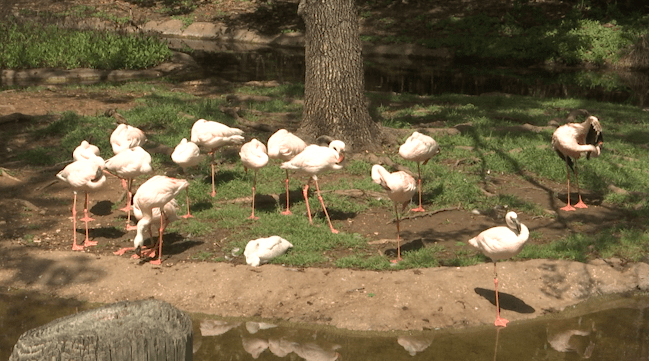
[{"x1": 10, "y1": 299, "x2": 193, "y2": 361}]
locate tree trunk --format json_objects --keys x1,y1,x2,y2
[
  {"x1": 297, "y1": 0, "x2": 381, "y2": 153},
  {"x1": 10, "y1": 299, "x2": 193, "y2": 361}
]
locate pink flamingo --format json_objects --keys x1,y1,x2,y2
[
  {"x1": 72, "y1": 140, "x2": 100, "y2": 161},
  {"x1": 56, "y1": 159, "x2": 107, "y2": 251},
  {"x1": 398, "y1": 131, "x2": 440, "y2": 212},
  {"x1": 552, "y1": 116, "x2": 603, "y2": 211},
  {"x1": 190, "y1": 118, "x2": 244, "y2": 197},
  {"x1": 171, "y1": 138, "x2": 204, "y2": 218},
  {"x1": 239, "y1": 138, "x2": 269, "y2": 220},
  {"x1": 109, "y1": 123, "x2": 146, "y2": 155},
  {"x1": 267, "y1": 129, "x2": 307, "y2": 215},
  {"x1": 105, "y1": 146, "x2": 153, "y2": 230},
  {"x1": 371, "y1": 164, "x2": 417, "y2": 262},
  {"x1": 280, "y1": 140, "x2": 345, "y2": 234},
  {"x1": 468, "y1": 211, "x2": 529, "y2": 327}
]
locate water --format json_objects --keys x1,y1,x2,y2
[{"x1": 3, "y1": 290, "x2": 649, "y2": 360}]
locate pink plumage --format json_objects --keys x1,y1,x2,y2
[
  {"x1": 398, "y1": 131, "x2": 440, "y2": 212},
  {"x1": 239, "y1": 138, "x2": 269, "y2": 219},
  {"x1": 110, "y1": 124, "x2": 146, "y2": 155},
  {"x1": 267, "y1": 129, "x2": 307, "y2": 215}
]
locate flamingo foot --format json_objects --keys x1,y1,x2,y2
[
  {"x1": 210, "y1": 191, "x2": 216, "y2": 198},
  {"x1": 330, "y1": 228, "x2": 339, "y2": 234},
  {"x1": 560, "y1": 204, "x2": 576, "y2": 211},
  {"x1": 113, "y1": 247, "x2": 134, "y2": 256},
  {"x1": 181, "y1": 213, "x2": 194, "y2": 219},
  {"x1": 84, "y1": 240, "x2": 98, "y2": 247},
  {"x1": 574, "y1": 200, "x2": 588, "y2": 209},
  {"x1": 72, "y1": 243, "x2": 85, "y2": 251},
  {"x1": 79, "y1": 216, "x2": 95, "y2": 222},
  {"x1": 410, "y1": 206, "x2": 425, "y2": 212},
  {"x1": 125, "y1": 224, "x2": 138, "y2": 231},
  {"x1": 248, "y1": 215, "x2": 259, "y2": 220},
  {"x1": 495, "y1": 317, "x2": 509, "y2": 327},
  {"x1": 119, "y1": 205, "x2": 131, "y2": 213},
  {"x1": 150, "y1": 259, "x2": 162, "y2": 265},
  {"x1": 280, "y1": 210, "x2": 292, "y2": 215},
  {"x1": 390, "y1": 258, "x2": 401, "y2": 264}
]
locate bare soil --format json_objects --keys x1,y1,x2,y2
[{"x1": 0, "y1": 0, "x2": 647, "y2": 333}]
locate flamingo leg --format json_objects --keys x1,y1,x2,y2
[
  {"x1": 71, "y1": 192, "x2": 84, "y2": 251},
  {"x1": 124, "y1": 179, "x2": 139, "y2": 231},
  {"x1": 493, "y1": 262, "x2": 508, "y2": 327},
  {"x1": 560, "y1": 158, "x2": 576, "y2": 211},
  {"x1": 281, "y1": 170, "x2": 292, "y2": 215},
  {"x1": 210, "y1": 151, "x2": 216, "y2": 197},
  {"x1": 303, "y1": 181, "x2": 313, "y2": 225},
  {"x1": 79, "y1": 191, "x2": 95, "y2": 223},
  {"x1": 573, "y1": 161, "x2": 588, "y2": 209},
  {"x1": 411, "y1": 162, "x2": 425, "y2": 212},
  {"x1": 149, "y1": 208, "x2": 165, "y2": 265},
  {"x1": 81, "y1": 192, "x2": 98, "y2": 247},
  {"x1": 314, "y1": 178, "x2": 338, "y2": 234},
  {"x1": 119, "y1": 178, "x2": 132, "y2": 212},
  {"x1": 248, "y1": 171, "x2": 259, "y2": 220},
  {"x1": 181, "y1": 187, "x2": 193, "y2": 218},
  {"x1": 391, "y1": 202, "x2": 402, "y2": 263}
]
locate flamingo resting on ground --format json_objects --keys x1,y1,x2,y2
[
  {"x1": 267, "y1": 129, "x2": 307, "y2": 215},
  {"x1": 56, "y1": 159, "x2": 107, "y2": 251},
  {"x1": 280, "y1": 140, "x2": 345, "y2": 234},
  {"x1": 171, "y1": 138, "x2": 204, "y2": 218},
  {"x1": 114, "y1": 175, "x2": 188, "y2": 265},
  {"x1": 371, "y1": 164, "x2": 417, "y2": 262},
  {"x1": 552, "y1": 115, "x2": 603, "y2": 211},
  {"x1": 239, "y1": 138, "x2": 269, "y2": 220},
  {"x1": 244, "y1": 236, "x2": 293, "y2": 267},
  {"x1": 105, "y1": 146, "x2": 153, "y2": 230},
  {"x1": 398, "y1": 131, "x2": 440, "y2": 212},
  {"x1": 468, "y1": 211, "x2": 530, "y2": 327},
  {"x1": 109, "y1": 123, "x2": 147, "y2": 155},
  {"x1": 190, "y1": 118, "x2": 244, "y2": 197}
]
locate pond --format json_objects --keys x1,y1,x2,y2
[{"x1": 3, "y1": 290, "x2": 649, "y2": 360}]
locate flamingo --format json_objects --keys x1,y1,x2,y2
[
  {"x1": 115, "y1": 175, "x2": 188, "y2": 265},
  {"x1": 190, "y1": 118, "x2": 244, "y2": 197},
  {"x1": 398, "y1": 131, "x2": 440, "y2": 212},
  {"x1": 239, "y1": 139, "x2": 269, "y2": 219},
  {"x1": 267, "y1": 129, "x2": 307, "y2": 215},
  {"x1": 72, "y1": 140, "x2": 100, "y2": 161},
  {"x1": 171, "y1": 138, "x2": 204, "y2": 218},
  {"x1": 280, "y1": 140, "x2": 345, "y2": 234},
  {"x1": 244, "y1": 236, "x2": 293, "y2": 267},
  {"x1": 113, "y1": 199, "x2": 179, "y2": 257},
  {"x1": 468, "y1": 211, "x2": 530, "y2": 327},
  {"x1": 105, "y1": 146, "x2": 153, "y2": 230},
  {"x1": 371, "y1": 164, "x2": 417, "y2": 262},
  {"x1": 56, "y1": 159, "x2": 107, "y2": 251},
  {"x1": 552, "y1": 115, "x2": 603, "y2": 211},
  {"x1": 110, "y1": 123, "x2": 147, "y2": 155}
]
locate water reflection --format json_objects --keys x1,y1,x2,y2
[{"x1": 4, "y1": 291, "x2": 649, "y2": 361}]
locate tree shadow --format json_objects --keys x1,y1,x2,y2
[{"x1": 474, "y1": 287, "x2": 535, "y2": 314}]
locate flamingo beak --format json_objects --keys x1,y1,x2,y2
[{"x1": 135, "y1": 245, "x2": 142, "y2": 257}]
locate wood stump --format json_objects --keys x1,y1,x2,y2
[{"x1": 10, "y1": 299, "x2": 193, "y2": 361}]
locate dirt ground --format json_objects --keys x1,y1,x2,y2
[{"x1": 1, "y1": 0, "x2": 648, "y2": 333}]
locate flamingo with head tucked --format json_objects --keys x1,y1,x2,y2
[
  {"x1": 191, "y1": 118, "x2": 244, "y2": 197},
  {"x1": 280, "y1": 140, "x2": 345, "y2": 234},
  {"x1": 171, "y1": 138, "x2": 203, "y2": 218},
  {"x1": 56, "y1": 159, "x2": 107, "y2": 250},
  {"x1": 468, "y1": 211, "x2": 530, "y2": 327},
  {"x1": 239, "y1": 138, "x2": 269, "y2": 220},
  {"x1": 552, "y1": 115, "x2": 603, "y2": 211},
  {"x1": 267, "y1": 129, "x2": 307, "y2": 215},
  {"x1": 110, "y1": 123, "x2": 146, "y2": 155},
  {"x1": 398, "y1": 131, "x2": 440, "y2": 212}
]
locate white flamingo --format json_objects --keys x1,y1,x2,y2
[
  {"x1": 398, "y1": 131, "x2": 440, "y2": 212},
  {"x1": 115, "y1": 175, "x2": 188, "y2": 265},
  {"x1": 552, "y1": 115, "x2": 603, "y2": 211},
  {"x1": 190, "y1": 118, "x2": 244, "y2": 197},
  {"x1": 110, "y1": 123, "x2": 146, "y2": 155},
  {"x1": 105, "y1": 146, "x2": 153, "y2": 230},
  {"x1": 113, "y1": 199, "x2": 179, "y2": 257},
  {"x1": 56, "y1": 159, "x2": 107, "y2": 251},
  {"x1": 171, "y1": 138, "x2": 203, "y2": 218},
  {"x1": 468, "y1": 211, "x2": 530, "y2": 327},
  {"x1": 267, "y1": 129, "x2": 307, "y2": 215},
  {"x1": 244, "y1": 236, "x2": 293, "y2": 267},
  {"x1": 280, "y1": 140, "x2": 345, "y2": 234},
  {"x1": 371, "y1": 164, "x2": 417, "y2": 262},
  {"x1": 239, "y1": 139, "x2": 269, "y2": 220},
  {"x1": 72, "y1": 140, "x2": 100, "y2": 162}
]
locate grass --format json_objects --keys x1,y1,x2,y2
[{"x1": 6, "y1": 78, "x2": 649, "y2": 271}]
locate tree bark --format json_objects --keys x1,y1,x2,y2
[
  {"x1": 10, "y1": 299, "x2": 193, "y2": 361},
  {"x1": 297, "y1": 0, "x2": 381, "y2": 153}
]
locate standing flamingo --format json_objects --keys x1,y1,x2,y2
[
  {"x1": 171, "y1": 138, "x2": 204, "y2": 218},
  {"x1": 73, "y1": 140, "x2": 100, "y2": 161},
  {"x1": 371, "y1": 164, "x2": 417, "y2": 262},
  {"x1": 109, "y1": 123, "x2": 147, "y2": 155},
  {"x1": 105, "y1": 146, "x2": 153, "y2": 230},
  {"x1": 190, "y1": 118, "x2": 244, "y2": 197},
  {"x1": 239, "y1": 138, "x2": 269, "y2": 220},
  {"x1": 56, "y1": 159, "x2": 107, "y2": 251},
  {"x1": 468, "y1": 211, "x2": 530, "y2": 327},
  {"x1": 267, "y1": 129, "x2": 307, "y2": 215},
  {"x1": 552, "y1": 116, "x2": 603, "y2": 211},
  {"x1": 118, "y1": 175, "x2": 188, "y2": 265},
  {"x1": 398, "y1": 131, "x2": 440, "y2": 212},
  {"x1": 280, "y1": 140, "x2": 345, "y2": 234}
]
